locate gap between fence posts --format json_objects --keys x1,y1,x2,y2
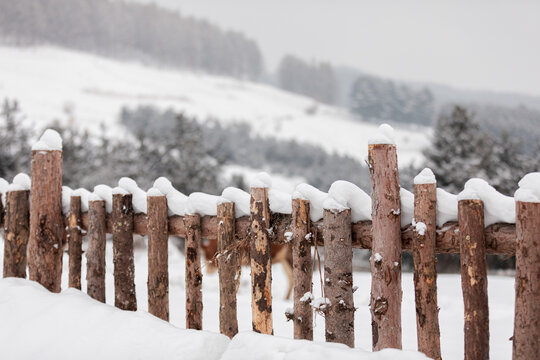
[
  {"x1": 412, "y1": 182, "x2": 441, "y2": 360},
  {"x1": 323, "y1": 207, "x2": 354, "y2": 347},
  {"x1": 28, "y1": 149, "x2": 64, "y2": 292},
  {"x1": 3, "y1": 190, "x2": 30, "y2": 278},
  {"x1": 513, "y1": 201, "x2": 540, "y2": 359},
  {"x1": 112, "y1": 193, "x2": 137, "y2": 311},
  {"x1": 68, "y1": 195, "x2": 82, "y2": 289},
  {"x1": 185, "y1": 213, "x2": 203, "y2": 330},
  {"x1": 217, "y1": 201, "x2": 239, "y2": 338},
  {"x1": 368, "y1": 143, "x2": 403, "y2": 350},
  {"x1": 147, "y1": 195, "x2": 169, "y2": 321},
  {"x1": 291, "y1": 198, "x2": 313, "y2": 340},
  {"x1": 87, "y1": 199, "x2": 106, "y2": 303},
  {"x1": 458, "y1": 199, "x2": 489, "y2": 360},
  {"x1": 250, "y1": 187, "x2": 273, "y2": 335}
]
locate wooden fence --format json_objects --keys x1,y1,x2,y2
[{"x1": 1, "y1": 142, "x2": 539, "y2": 360}]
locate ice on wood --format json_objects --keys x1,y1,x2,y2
[
  {"x1": 186, "y1": 192, "x2": 227, "y2": 216},
  {"x1": 153, "y1": 177, "x2": 188, "y2": 216},
  {"x1": 368, "y1": 123, "x2": 396, "y2": 145},
  {"x1": 221, "y1": 187, "x2": 250, "y2": 217},
  {"x1": 328, "y1": 180, "x2": 371, "y2": 222},
  {"x1": 414, "y1": 168, "x2": 436, "y2": 185},
  {"x1": 294, "y1": 183, "x2": 329, "y2": 222},
  {"x1": 515, "y1": 172, "x2": 540, "y2": 203},
  {"x1": 118, "y1": 177, "x2": 147, "y2": 213},
  {"x1": 400, "y1": 188, "x2": 414, "y2": 227},
  {"x1": 93, "y1": 184, "x2": 113, "y2": 213},
  {"x1": 32, "y1": 129, "x2": 63, "y2": 151},
  {"x1": 459, "y1": 178, "x2": 515, "y2": 225},
  {"x1": 72, "y1": 188, "x2": 91, "y2": 212}
]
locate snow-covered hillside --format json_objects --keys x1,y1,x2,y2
[{"x1": 0, "y1": 45, "x2": 429, "y2": 166}]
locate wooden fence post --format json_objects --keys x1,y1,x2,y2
[
  {"x1": 87, "y1": 199, "x2": 106, "y2": 302},
  {"x1": 112, "y1": 193, "x2": 137, "y2": 311},
  {"x1": 323, "y1": 207, "x2": 354, "y2": 347},
  {"x1": 250, "y1": 187, "x2": 273, "y2": 335},
  {"x1": 147, "y1": 195, "x2": 169, "y2": 321},
  {"x1": 217, "y1": 202, "x2": 239, "y2": 338},
  {"x1": 185, "y1": 213, "x2": 203, "y2": 330},
  {"x1": 368, "y1": 143, "x2": 402, "y2": 350},
  {"x1": 458, "y1": 199, "x2": 489, "y2": 360},
  {"x1": 3, "y1": 190, "x2": 30, "y2": 278},
  {"x1": 513, "y1": 201, "x2": 540, "y2": 359},
  {"x1": 292, "y1": 198, "x2": 313, "y2": 340},
  {"x1": 68, "y1": 195, "x2": 82, "y2": 289},
  {"x1": 28, "y1": 147, "x2": 64, "y2": 292},
  {"x1": 413, "y1": 181, "x2": 441, "y2": 360}
]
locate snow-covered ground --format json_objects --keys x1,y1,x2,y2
[
  {"x1": 0, "y1": 45, "x2": 429, "y2": 166},
  {"x1": 0, "y1": 236, "x2": 515, "y2": 359}
]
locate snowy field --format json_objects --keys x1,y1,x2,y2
[
  {"x1": 0, "y1": 45, "x2": 429, "y2": 166},
  {"x1": 0, "y1": 236, "x2": 515, "y2": 359}
]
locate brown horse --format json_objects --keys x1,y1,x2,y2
[{"x1": 200, "y1": 238, "x2": 294, "y2": 299}]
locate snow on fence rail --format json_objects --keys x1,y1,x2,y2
[{"x1": 1, "y1": 126, "x2": 539, "y2": 360}]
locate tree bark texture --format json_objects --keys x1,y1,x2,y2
[
  {"x1": 147, "y1": 195, "x2": 169, "y2": 321},
  {"x1": 459, "y1": 199, "x2": 489, "y2": 360},
  {"x1": 3, "y1": 190, "x2": 29, "y2": 278},
  {"x1": 323, "y1": 208, "x2": 354, "y2": 347},
  {"x1": 87, "y1": 200, "x2": 106, "y2": 303},
  {"x1": 412, "y1": 183, "x2": 441, "y2": 360},
  {"x1": 185, "y1": 213, "x2": 203, "y2": 330},
  {"x1": 250, "y1": 187, "x2": 273, "y2": 335},
  {"x1": 368, "y1": 144, "x2": 402, "y2": 350},
  {"x1": 217, "y1": 202, "x2": 239, "y2": 338},
  {"x1": 28, "y1": 150, "x2": 64, "y2": 292},
  {"x1": 512, "y1": 201, "x2": 540, "y2": 360},
  {"x1": 292, "y1": 198, "x2": 313, "y2": 340},
  {"x1": 68, "y1": 195, "x2": 82, "y2": 289},
  {"x1": 112, "y1": 194, "x2": 136, "y2": 311}
]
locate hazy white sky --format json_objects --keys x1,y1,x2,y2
[{"x1": 137, "y1": 0, "x2": 540, "y2": 96}]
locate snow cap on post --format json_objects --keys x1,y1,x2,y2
[
  {"x1": 147, "y1": 187, "x2": 164, "y2": 197},
  {"x1": 458, "y1": 178, "x2": 515, "y2": 225},
  {"x1": 515, "y1": 172, "x2": 540, "y2": 203},
  {"x1": 294, "y1": 183, "x2": 329, "y2": 222},
  {"x1": 328, "y1": 180, "x2": 371, "y2": 222},
  {"x1": 414, "y1": 168, "x2": 436, "y2": 185},
  {"x1": 32, "y1": 129, "x2": 62, "y2": 151},
  {"x1": 118, "y1": 177, "x2": 147, "y2": 213},
  {"x1": 8, "y1": 173, "x2": 31, "y2": 191},
  {"x1": 250, "y1": 172, "x2": 272, "y2": 188},
  {"x1": 368, "y1": 123, "x2": 396, "y2": 145},
  {"x1": 221, "y1": 187, "x2": 250, "y2": 217},
  {"x1": 93, "y1": 185, "x2": 113, "y2": 213}
]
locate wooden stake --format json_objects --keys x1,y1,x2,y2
[
  {"x1": 368, "y1": 143, "x2": 402, "y2": 350},
  {"x1": 250, "y1": 187, "x2": 273, "y2": 335},
  {"x1": 68, "y1": 195, "x2": 83, "y2": 289},
  {"x1": 3, "y1": 190, "x2": 30, "y2": 278},
  {"x1": 147, "y1": 195, "x2": 169, "y2": 321},
  {"x1": 292, "y1": 198, "x2": 313, "y2": 340},
  {"x1": 28, "y1": 149, "x2": 64, "y2": 292},
  {"x1": 87, "y1": 200, "x2": 106, "y2": 303},
  {"x1": 217, "y1": 202, "x2": 239, "y2": 338},
  {"x1": 513, "y1": 201, "x2": 540, "y2": 359},
  {"x1": 112, "y1": 193, "x2": 137, "y2": 311},
  {"x1": 413, "y1": 183, "x2": 441, "y2": 360},
  {"x1": 185, "y1": 213, "x2": 203, "y2": 329},
  {"x1": 323, "y1": 207, "x2": 354, "y2": 347},
  {"x1": 458, "y1": 199, "x2": 489, "y2": 360}
]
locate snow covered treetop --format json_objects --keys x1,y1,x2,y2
[
  {"x1": 515, "y1": 172, "x2": 540, "y2": 203},
  {"x1": 32, "y1": 129, "x2": 62, "y2": 151},
  {"x1": 368, "y1": 123, "x2": 395, "y2": 145},
  {"x1": 414, "y1": 168, "x2": 436, "y2": 185}
]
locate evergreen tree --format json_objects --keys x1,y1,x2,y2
[{"x1": 0, "y1": 99, "x2": 31, "y2": 180}]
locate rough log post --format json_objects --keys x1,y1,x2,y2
[
  {"x1": 87, "y1": 200, "x2": 106, "y2": 303},
  {"x1": 292, "y1": 198, "x2": 313, "y2": 340},
  {"x1": 458, "y1": 199, "x2": 489, "y2": 360},
  {"x1": 368, "y1": 143, "x2": 402, "y2": 350},
  {"x1": 412, "y1": 182, "x2": 441, "y2": 359},
  {"x1": 147, "y1": 195, "x2": 169, "y2": 321},
  {"x1": 3, "y1": 190, "x2": 30, "y2": 278},
  {"x1": 0, "y1": 191, "x2": 4, "y2": 227},
  {"x1": 68, "y1": 195, "x2": 83, "y2": 289},
  {"x1": 217, "y1": 202, "x2": 239, "y2": 338},
  {"x1": 28, "y1": 149, "x2": 64, "y2": 292},
  {"x1": 250, "y1": 187, "x2": 273, "y2": 334},
  {"x1": 513, "y1": 201, "x2": 540, "y2": 359},
  {"x1": 323, "y1": 207, "x2": 354, "y2": 347},
  {"x1": 185, "y1": 213, "x2": 203, "y2": 330},
  {"x1": 112, "y1": 193, "x2": 137, "y2": 311}
]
